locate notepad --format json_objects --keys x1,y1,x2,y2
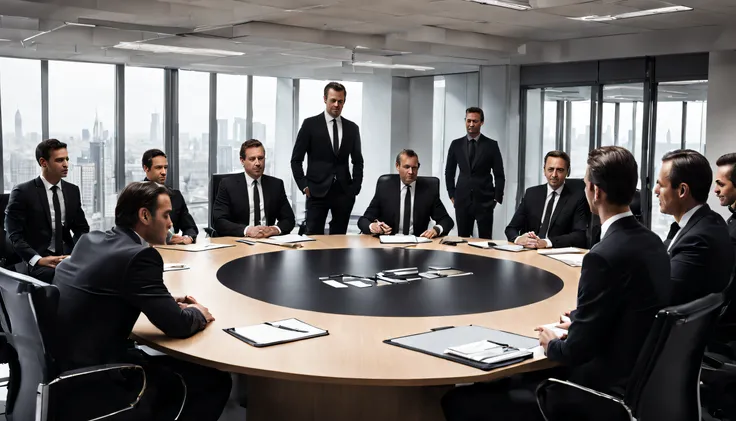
[
  {"x1": 494, "y1": 244, "x2": 526, "y2": 252},
  {"x1": 379, "y1": 235, "x2": 432, "y2": 244},
  {"x1": 546, "y1": 253, "x2": 585, "y2": 267},
  {"x1": 268, "y1": 234, "x2": 315, "y2": 243},
  {"x1": 163, "y1": 263, "x2": 190, "y2": 272},
  {"x1": 445, "y1": 340, "x2": 531, "y2": 364},
  {"x1": 157, "y1": 243, "x2": 235, "y2": 252},
  {"x1": 537, "y1": 247, "x2": 583, "y2": 255},
  {"x1": 468, "y1": 241, "x2": 493, "y2": 249},
  {"x1": 224, "y1": 318, "x2": 328, "y2": 347}
]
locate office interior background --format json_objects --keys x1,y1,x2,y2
[{"x1": 0, "y1": 0, "x2": 734, "y2": 242}]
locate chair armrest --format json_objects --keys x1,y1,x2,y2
[
  {"x1": 37, "y1": 364, "x2": 146, "y2": 421},
  {"x1": 536, "y1": 378, "x2": 633, "y2": 421}
]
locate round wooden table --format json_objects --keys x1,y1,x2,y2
[{"x1": 132, "y1": 235, "x2": 581, "y2": 421}]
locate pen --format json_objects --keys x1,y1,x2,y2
[
  {"x1": 265, "y1": 322, "x2": 308, "y2": 333},
  {"x1": 237, "y1": 239, "x2": 256, "y2": 246}
]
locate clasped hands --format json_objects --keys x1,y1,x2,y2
[
  {"x1": 246, "y1": 225, "x2": 280, "y2": 238},
  {"x1": 175, "y1": 295, "x2": 215, "y2": 323},
  {"x1": 534, "y1": 310, "x2": 573, "y2": 354},
  {"x1": 369, "y1": 221, "x2": 438, "y2": 239},
  {"x1": 514, "y1": 231, "x2": 549, "y2": 249},
  {"x1": 169, "y1": 234, "x2": 193, "y2": 245}
]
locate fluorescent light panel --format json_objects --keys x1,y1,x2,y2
[
  {"x1": 569, "y1": 5, "x2": 692, "y2": 22},
  {"x1": 351, "y1": 61, "x2": 435, "y2": 71},
  {"x1": 113, "y1": 42, "x2": 245, "y2": 57},
  {"x1": 464, "y1": 0, "x2": 531, "y2": 11}
]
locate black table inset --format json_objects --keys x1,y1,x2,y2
[{"x1": 217, "y1": 248, "x2": 564, "y2": 317}]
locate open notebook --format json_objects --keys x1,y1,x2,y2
[{"x1": 224, "y1": 318, "x2": 328, "y2": 347}]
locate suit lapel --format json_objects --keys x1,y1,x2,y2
[
  {"x1": 318, "y1": 113, "x2": 339, "y2": 157},
  {"x1": 236, "y1": 176, "x2": 251, "y2": 225},
  {"x1": 471, "y1": 135, "x2": 485, "y2": 170},
  {"x1": 35, "y1": 177, "x2": 52, "y2": 228},
  {"x1": 547, "y1": 186, "x2": 570, "y2": 230},
  {"x1": 60, "y1": 180, "x2": 76, "y2": 224},
  {"x1": 391, "y1": 177, "x2": 402, "y2": 231},
  {"x1": 670, "y1": 205, "x2": 709, "y2": 250}
]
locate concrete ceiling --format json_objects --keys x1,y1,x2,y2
[{"x1": 0, "y1": 0, "x2": 734, "y2": 77}]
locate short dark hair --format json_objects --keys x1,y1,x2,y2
[
  {"x1": 465, "y1": 107, "x2": 484, "y2": 122},
  {"x1": 142, "y1": 149, "x2": 167, "y2": 170},
  {"x1": 661, "y1": 149, "x2": 712, "y2": 204},
  {"x1": 35, "y1": 139, "x2": 67, "y2": 166},
  {"x1": 323, "y1": 82, "x2": 346, "y2": 98},
  {"x1": 716, "y1": 153, "x2": 736, "y2": 186},
  {"x1": 395, "y1": 149, "x2": 420, "y2": 166},
  {"x1": 543, "y1": 150, "x2": 571, "y2": 171},
  {"x1": 587, "y1": 146, "x2": 638, "y2": 206},
  {"x1": 115, "y1": 182, "x2": 170, "y2": 229},
  {"x1": 239, "y1": 139, "x2": 264, "y2": 160}
]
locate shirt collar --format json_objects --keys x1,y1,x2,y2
[
  {"x1": 325, "y1": 110, "x2": 341, "y2": 123},
  {"x1": 244, "y1": 172, "x2": 261, "y2": 185},
  {"x1": 600, "y1": 211, "x2": 634, "y2": 240},
  {"x1": 728, "y1": 204, "x2": 735, "y2": 215},
  {"x1": 40, "y1": 174, "x2": 59, "y2": 191},
  {"x1": 402, "y1": 180, "x2": 417, "y2": 190},
  {"x1": 677, "y1": 204, "x2": 704, "y2": 229},
  {"x1": 133, "y1": 230, "x2": 149, "y2": 248},
  {"x1": 467, "y1": 133, "x2": 480, "y2": 142},
  {"x1": 546, "y1": 183, "x2": 564, "y2": 197}
]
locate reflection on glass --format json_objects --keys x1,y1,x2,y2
[
  {"x1": 601, "y1": 84, "x2": 644, "y2": 189},
  {"x1": 178, "y1": 70, "x2": 210, "y2": 230},
  {"x1": 252, "y1": 76, "x2": 277, "y2": 179},
  {"x1": 125, "y1": 67, "x2": 164, "y2": 184},
  {"x1": 216, "y1": 74, "x2": 248, "y2": 174},
  {"x1": 1, "y1": 58, "x2": 42, "y2": 193},
  {"x1": 49, "y1": 61, "x2": 116, "y2": 231}
]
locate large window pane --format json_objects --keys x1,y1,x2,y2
[
  {"x1": 1, "y1": 58, "x2": 42, "y2": 193},
  {"x1": 49, "y1": 61, "x2": 115, "y2": 231},
  {"x1": 178, "y1": 70, "x2": 210, "y2": 229},
  {"x1": 556, "y1": 87, "x2": 591, "y2": 179},
  {"x1": 125, "y1": 67, "x2": 164, "y2": 184},
  {"x1": 601, "y1": 84, "x2": 644, "y2": 189},
  {"x1": 523, "y1": 88, "x2": 545, "y2": 189},
  {"x1": 216, "y1": 74, "x2": 248, "y2": 174},
  {"x1": 253, "y1": 76, "x2": 277, "y2": 177}
]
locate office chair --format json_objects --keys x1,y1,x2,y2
[
  {"x1": 536, "y1": 293, "x2": 724, "y2": 421},
  {"x1": 0, "y1": 194, "x2": 21, "y2": 270},
  {"x1": 205, "y1": 172, "x2": 239, "y2": 238},
  {"x1": 0, "y1": 267, "x2": 146, "y2": 421}
]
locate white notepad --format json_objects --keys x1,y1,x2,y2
[
  {"x1": 379, "y1": 235, "x2": 432, "y2": 244},
  {"x1": 228, "y1": 318, "x2": 327, "y2": 347},
  {"x1": 546, "y1": 253, "x2": 585, "y2": 267},
  {"x1": 538, "y1": 247, "x2": 583, "y2": 255},
  {"x1": 444, "y1": 340, "x2": 531, "y2": 364},
  {"x1": 268, "y1": 234, "x2": 315, "y2": 243}
]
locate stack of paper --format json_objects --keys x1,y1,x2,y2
[
  {"x1": 268, "y1": 234, "x2": 315, "y2": 243},
  {"x1": 379, "y1": 235, "x2": 432, "y2": 244},
  {"x1": 538, "y1": 247, "x2": 583, "y2": 255},
  {"x1": 546, "y1": 253, "x2": 585, "y2": 267},
  {"x1": 444, "y1": 340, "x2": 531, "y2": 364}
]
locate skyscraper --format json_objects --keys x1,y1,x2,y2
[
  {"x1": 253, "y1": 122, "x2": 266, "y2": 144},
  {"x1": 234, "y1": 117, "x2": 247, "y2": 144},
  {"x1": 150, "y1": 113, "x2": 161, "y2": 143},
  {"x1": 90, "y1": 141, "x2": 105, "y2": 214},
  {"x1": 217, "y1": 119, "x2": 228, "y2": 144},
  {"x1": 14, "y1": 109, "x2": 22, "y2": 145}
]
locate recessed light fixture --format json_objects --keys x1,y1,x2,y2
[
  {"x1": 64, "y1": 22, "x2": 97, "y2": 28},
  {"x1": 569, "y1": 5, "x2": 692, "y2": 22},
  {"x1": 351, "y1": 61, "x2": 435, "y2": 71},
  {"x1": 464, "y1": 0, "x2": 531, "y2": 11},
  {"x1": 113, "y1": 42, "x2": 245, "y2": 57}
]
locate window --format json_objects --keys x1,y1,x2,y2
[
  {"x1": 49, "y1": 61, "x2": 116, "y2": 231},
  {"x1": 216, "y1": 74, "x2": 248, "y2": 174},
  {"x1": 557, "y1": 87, "x2": 592, "y2": 179},
  {"x1": 601, "y1": 84, "x2": 644, "y2": 188},
  {"x1": 178, "y1": 70, "x2": 210, "y2": 229},
  {"x1": 0, "y1": 58, "x2": 42, "y2": 193},
  {"x1": 431, "y1": 77, "x2": 446, "y2": 178},
  {"x1": 125, "y1": 67, "x2": 164, "y2": 184}
]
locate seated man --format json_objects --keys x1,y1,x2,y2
[
  {"x1": 142, "y1": 148, "x2": 198, "y2": 244},
  {"x1": 213, "y1": 139, "x2": 295, "y2": 238},
  {"x1": 358, "y1": 149, "x2": 454, "y2": 238},
  {"x1": 443, "y1": 146, "x2": 672, "y2": 421},
  {"x1": 715, "y1": 152, "x2": 736, "y2": 248},
  {"x1": 505, "y1": 150, "x2": 589, "y2": 249},
  {"x1": 53, "y1": 181, "x2": 231, "y2": 421},
  {"x1": 4, "y1": 139, "x2": 89, "y2": 283},
  {"x1": 655, "y1": 149, "x2": 734, "y2": 305}
]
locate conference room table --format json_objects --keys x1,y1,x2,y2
[{"x1": 131, "y1": 235, "x2": 582, "y2": 421}]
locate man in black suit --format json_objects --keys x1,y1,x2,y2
[
  {"x1": 4, "y1": 139, "x2": 89, "y2": 283},
  {"x1": 141, "y1": 149, "x2": 198, "y2": 244},
  {"x1": 214, "y1": 139, "x2": 295, "y2": 238},
  {"x1": 715, "y1": 153, "x2": 736, "y2": 248},
  {"x1": 291, "y1": 82, "x2": 364, "y2": 235},
  {"x1": 505, "y1": 150, "x2": 589, "y2": 249},
  {"x1": 654, "y1": 149, "x2": 734, "y2": 305},
  {"x1": 53, "y1": 181, "x2": 231, "y2": 421},
  {"x1": 358, "y1": 149, "x2": 454, "y2": 238},
  {"x1": 442, "y1": 146, "x2": 672, "y2": 421},
  {"x1": 445, "y1": 107, "x2": 505, "y2": 239}
]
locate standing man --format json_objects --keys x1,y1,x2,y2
[
  {"x1": 213, "y1": 139, "x2": 295, "y2": 238},
  {"x1": 4, "y1": 139, "x2": 89, "y2": 283},
  {"x1": 445, "y1": 107, "x2": 505, "y2": 239},
  {"x1": 291, "y1": 82, "x2": 364, "y2": 235},
  {"x1": 715, "y1": 153, "x2": 736, "y2": 247},
  {"x1": 141, "y1": 149, "x2": 198, "y2": 244}
]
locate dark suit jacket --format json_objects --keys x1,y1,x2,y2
[
  {"x1": 4, "y1": 177, "x2": 89, "y2": 263},
  {"x1": 53, "y1": 226, "x2": 206, "y2": 370},
  {"x1": 728, "y1": 206, "x2": 736, "y2": 249},
  {"x1": 357, "y1": 176, "x2": 454, "y2": 236},
  {"x1": 547, "y1": 216, "x2": 672, "y2": 394},
  {"x1": 504, "y1": 183, "x2": 589, "y2": 248},
  {"x1": 144, "y1": 178, "x2": 198, "y2": 240},
  {"x1": 291, "y1": 113, "x2": 364, "y2": 198},
  {"x1": 668, "y1": 205, "x2": 734, "y2": 306},
  {"x1": 212, "y1": 173, "x2": 296, "y2": 237},
  {"x1": 445, "y1": 134, "x2": 505, "y2": 209}
]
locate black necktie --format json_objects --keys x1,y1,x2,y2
[
  {"x1": 538, "y1": 191, "x2": 557, "y2": 239},
  {"x1": 253, "y1": 180, "x2": 261, "y2": 226},
  {"x1": 468, "y1": 138, "x2": 476, "y2": 166},
  {"x1": 332, "y1": 118, "x2": 339, "y2": 155},
  {"x1": 663, "y1": 221, "x2": 680, "y2": 248},
  {"x1": 51, "y1": 185, "x2": 63, "y2": 255},
  {"x1": 403, "y1": 185, "x2": 412, "y2": 235}
]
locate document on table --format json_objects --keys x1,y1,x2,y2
[
  {"x1": 323, "y1": 280, "x2": 348, "y2": 288},
  {"x1": 546, "y1": 253, "x2": 585, "y2": 267},
  {"x1": 163, "y1": 263, "x2": 190, "y2": 272},
  {"x1": 224, "y1": 318, "x2": 328, "y2": 347},
  {"x1": 268, "y1": 234, "x2": 315, "y2": 243},
  {"x1": 444, "y1": 340, "x2": 531, "y2": 364},
  {"x1": 157, "y1": 243, "x2": 235, "y2": 252},
  {"x1": 379, "y1": 235, "x2": 432, "y2": 244},
  {"x1": 540, "y1": 323, "x2": 568, "y2": 338},
  {"x1": 537, "y1": 247, "x2": 584, "y2": 255}
]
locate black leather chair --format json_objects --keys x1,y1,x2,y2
[
  {"x1": 1, "y1": 193, "x2": 21, "y2": 270},
  {"x1": 0, "y1": 267, "x2": 146, "y2": 421},
  {"x1": 205, "y1": 172, "x2": 239, "y2": 238},
  {"x1": 536, "y1": 293, "x2": 724, "y2": 421},
  {"x1": 586, "y1": 189, "x2": 642, "y2": 248}
]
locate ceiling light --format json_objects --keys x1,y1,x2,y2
[
  {"x1": 569, "y1": 15, "x2": 616, "y2": 22},
  {"x1": 464, "y1": 0, "x2": 531, "y2": 11},
  {"x1": 65, "y1": 22, "x2": 96, "y2": 28},
  {"x1": 569, "y1": 5, "x2": 691, "y2": 22},
  {"x1": 660, "y1": 80, "x2": 708, "y2": 85},
  {"x1": 351, "y1": 61, "x2": 435, "y2": 71},
  {"x1": 113, "y1": 42, "x2": 245, "y2": 57}
]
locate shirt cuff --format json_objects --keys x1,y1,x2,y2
[
  {"x1": 434, "y1": 225, "x2": 443, "y2": 235},
  {"x1": 244, "y1": 226, "x2": 252, "y2": 237},
  {"x1": 544, "y1": 239, "x2": 553, "y2": 248},
  {"x1": 272, "y1": 225, "x2": 282, "y2": 234},
  {"x1": 29, "y1": 255, "x2": 42, "y2": 266},
  {"x1": 514, "y1": 236, "x2": 524, "y2": 244}
]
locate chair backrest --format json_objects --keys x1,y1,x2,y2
[
  {"x1": 0, "y1": 267, "x2": 60, "y2": 421},
  {"x1": 208, "y1": 172, "x2": 239, "y2": 230},
  {"x1": 1, "y1": 193, "x2": 11, "y2": 258},
  {"x1": 625, "y1": 293, "x2": 724, "y2": 421}
]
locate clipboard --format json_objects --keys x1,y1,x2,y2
[
  {"x1": 384, "y1": 325, "x2": 537, "y2": 371},
  {"x1": 223, "y1": 318, "x2": 329, "y2": 348}
]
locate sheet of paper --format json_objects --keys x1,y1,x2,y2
[
  {"x1": 271, "y1": 318, "x2": 325, "y2": 335},
  {"x1": 468, "y1": 241, "x2": 492, "y2": 249},
  {"x1": 233, "y1": 324, "x2": 304, "y2": 344},
  {"x1": 380, "y1": 235, "x2": 417, "y2": 244},
  {"x1": 344, "y1": 280, "x2": 372, "y2": 288},
  {"x1": 416, "y1": 236, "x2": 432, "y2": 243},
  {"x1": 163, "y1": 263, "x2": 190, "y2": 272},
  {"x1": 547, "y1": 253, "x2": 585, "y2": 267},
  {"x1": 268, "y1": 234, "x2": 315, "y2": 243},
  {"x1": 493, "y1": 244, "x2": 525, "y2": 252},
  {"x1": 538, "y1": 247, "x2": 583, "y2": 255},
  {"x1": 540, "y1": 323, "x2": 568, "y2": 338},
  {"x1": 323, "y1": 280, "x2": 348, "y2": 288},
  {"x1": 157, "y1": 243, "x2": 235, "y2": 252}
]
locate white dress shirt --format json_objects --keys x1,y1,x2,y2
[
  {"x1": 243, "y1": 172, "x2": 281, "y2": 236},
  {"x1": 514, "y1": 183, "x2": 564, "y2": 247},
  {"x1": 666, "y1": 204, "x2": 704, "y2": 252},
  {"x1": 600, "y1": 210, "x2": 634, "y2": 241},
  {"x1": 134, "y1": 230, "x2": 150, "y2": 248},
  {"x1": 397, "y1": 181, "x2": 444, "y2": 236},
  {"x1": 325, "y1": 110, "x2": 343, "y2": 150},
  {"x1": 30, "y1": 175, "x2": 66, "y2": 266}
]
